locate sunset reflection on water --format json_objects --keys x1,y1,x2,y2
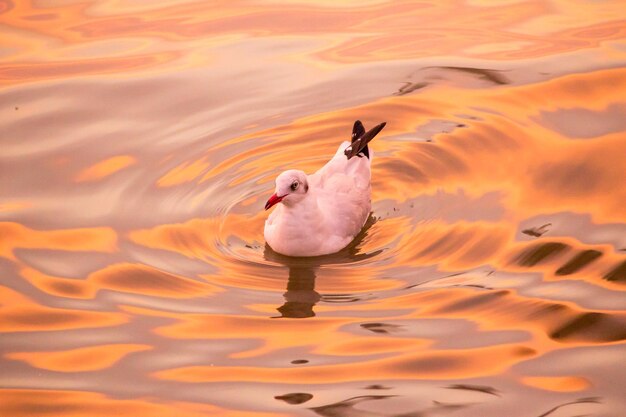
[{"x1": 1, "y1": 0, "x2": 626, "y2": 416}]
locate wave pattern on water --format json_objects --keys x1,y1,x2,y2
[{"x1": 1, "y1": 0, "x2": 626, "y2": 416}]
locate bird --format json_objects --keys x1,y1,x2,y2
[{"x1": 264, "y1": 120, "x2": 386, "y2": 257}]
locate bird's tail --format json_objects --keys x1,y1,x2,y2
[{"x1": 345, "y1": 120, "x2": 386, "y2": 160}]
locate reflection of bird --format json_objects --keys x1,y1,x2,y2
[
  {"x1": 264, "y1": 120, "x2": 386, "y2": 256},
  {"x1": 264, "y1": 216, "x2": 382, "y2": 319},
  {"x1": 277, "y1": 266, "x2": 320, "y2": 318}
]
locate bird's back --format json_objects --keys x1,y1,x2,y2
[
  {"x1": 311, "y1": 141, "x2": 371, "y2": 189},
  {"x1": 310, "y1": 141, "x2": 372, "y2": 244}
]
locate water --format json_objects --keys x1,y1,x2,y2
[{"x1": 1, "y1": 1, "x2": 626, "y2": 416}]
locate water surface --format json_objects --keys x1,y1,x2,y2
[{"x1": 1, "y1": 1, "x2": 626, "y2": 416}]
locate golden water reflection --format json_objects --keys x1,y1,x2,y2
[{"x1": 1, "y1": 0, "x2": 626, "y2": 416}]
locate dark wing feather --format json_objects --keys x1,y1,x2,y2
[
  {"x1": 344, "y1": 121, "x2": 386, "y2": 160},
  {"x1": 352, "y1": 120, "x2": 365, "y2": 142}
]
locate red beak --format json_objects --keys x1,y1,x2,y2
[{"x1": 265, "y1": 193, "x2": 283, "y2": 210}]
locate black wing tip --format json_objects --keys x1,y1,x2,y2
[
  {"x1": 371, "y1": 121, "x2": 386, "y2": 132},
  {"x1": 345, "y1": 120, "x2": 387, "y2": 160},
  {"x1": 365, "y1": 121, "x2": 387, "y2": 139},
  {"x1": 352, "y1": 120, "x2": 365, "y2": 142},
  {"x1": 362, "y1": 121, "x2": 386, "y2": 132}
]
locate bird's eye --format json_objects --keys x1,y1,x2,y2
[{"x1": 290, "y1": 181, "x2": 299, "y2": 191}]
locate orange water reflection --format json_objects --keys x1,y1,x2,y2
[
  {"x1": 521, "y1": 376, "x2": 590, "y2": 392},
  {"x1": 0, "y1": 389, "x2": 288, "y2": 417},
  {"x1": 75, "y1": 155, "x2": 136, "y2": 182},
  {"x1": 155, "y1": 343, "x2": 536, "y2": 383},
  {"x1": 1, "y1": 0, "x2": 626, "y2": 416},
  {"x1": 6, "y1": 344, "x2": 152, "y2": 372},
  {"x1": 0, "y1": 222, "x2": 117, "y2": 260}
]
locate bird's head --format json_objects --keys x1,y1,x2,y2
[{"x1": 265, "y1": 169, "x2": 309, "y2": 210}]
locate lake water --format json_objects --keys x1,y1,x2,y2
[{"x1": 1, "y1": 1, "x2": 626, "y2": 416}]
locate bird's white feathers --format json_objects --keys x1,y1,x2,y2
[{"x1": 264, "y1": 141, "x2": 372, "y2": 256}]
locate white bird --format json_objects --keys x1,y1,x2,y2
[{"x1": 264, "y1": 120, "x2": 386, "y2": 257}]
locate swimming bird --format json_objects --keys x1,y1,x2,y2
[{"x1": 264, "y1": 120, "x2": 386, "y2": 257}]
